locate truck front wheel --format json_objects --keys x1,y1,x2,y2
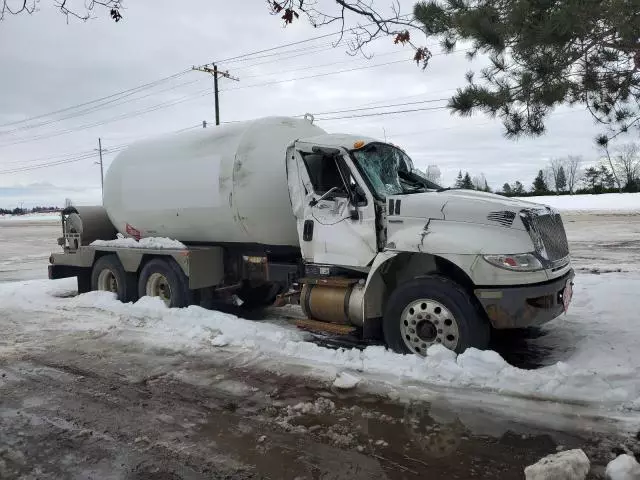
[
  {"x1": 383, "y1": 275, "x2": 489, "y2": 355},
  {"x1": 138, "y1": 258, "x2": 192, "y2": 308},
  {"x1": 91, "y1": 255, "x2": 138, "y2": 303}
]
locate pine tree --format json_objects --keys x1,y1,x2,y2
[
  {"x1": 599, "y1": 165, "x2": 615, "y2": 189},
  {"x1": 502, "y1": 183, "x2": 512, "y2": 195},
  {"x1": 454, "y1": 170, "x2": 464, "y2": 188},
  {"x1": 583, "y1": 167, "x2": 600, "y2": 191},
  {"x1": 556, "y1": 166, "x2": 567, "y2": 192},
  {"x1": 462, "y1": 172, "x2": 474, "y2": 189},
  {"x1": 512, "y1": 181, "x2": 525, "y2": 195},
  {"x1": 532, "y1": 170, "x2": 549, "y2": 194}
]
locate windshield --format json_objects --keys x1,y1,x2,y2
[{"x1": 351, "y1": 143, "x2": 441, "y2": 198}]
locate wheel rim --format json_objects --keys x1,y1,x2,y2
[
  {"x1": 400, "y1": 299, "x2": 460, "y2": 355},
  {"x1": 97, "y1": 269, "x2": 118, "y2": 293},
  {"x1": 146, "y1": 272, "x2": 172, "y2": 306}
]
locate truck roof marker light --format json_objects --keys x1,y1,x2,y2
[{"x1": 353, "y1": 140, "x2": 365, "y2": 149}]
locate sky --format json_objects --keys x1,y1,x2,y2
[{"x1": 0, "y1": 0, "x2": 614, "y2": 208}]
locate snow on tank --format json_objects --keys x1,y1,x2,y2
[{"x1": 103, "y1": 116, "x2": 326, "y2": 246}]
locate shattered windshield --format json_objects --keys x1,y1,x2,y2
[{"x1": 351, "y1": 143, "x2": 441, "y2": 198}]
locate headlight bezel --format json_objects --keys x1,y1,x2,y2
[{"x1": 483, "y1": 253, "x2": 544, "y2": 272}]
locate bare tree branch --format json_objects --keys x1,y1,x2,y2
[
  {"x1": 1, "y1": 0, "x2": 121, "y2": 22},
  {"x1": 267, "y1": 0, "x2": 430, "y2": 65},
  {"x1": 565, "y1": 155, "x2": 582, "y2": 194},
  {"x1": 612, "y1": 142, "x2": 640, "y2": 189}
]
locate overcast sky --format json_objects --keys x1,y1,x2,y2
[{"x1": 0, "y1": 0, "x2": 611, "y2": 208}]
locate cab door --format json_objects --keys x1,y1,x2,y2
[{"x1": 286, "y1": 144, "x2": 378, "y2": 268}]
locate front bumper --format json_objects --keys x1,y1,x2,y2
[{"x1": 474, "y1": 270, "x2": 575, "y2": 329}]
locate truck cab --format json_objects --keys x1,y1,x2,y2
[{"x1": 286, "y1": 133, "x2": 574, "y2": 355}]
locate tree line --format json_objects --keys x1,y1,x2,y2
[
  {"x1": 443, "y1": 143, "x2": 640, "y2": 197},
  {"x1": 0, "y1": 206, "x2": 61, "y2": 215},
  {"x1": 502, "y1": 143, "x2": 640, "y2": 196}
]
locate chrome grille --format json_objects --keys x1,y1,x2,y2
[{"x1": 530, "y1": 213, "x2": 569, "y2": 261}]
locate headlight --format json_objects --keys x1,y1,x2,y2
[{"x1": 483, "y1": 253, "x2": 543, "y2": 272}]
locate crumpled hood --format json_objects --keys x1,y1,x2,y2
[{"x1": 389, "y1": 190, "x2": 549, "y2": 230}]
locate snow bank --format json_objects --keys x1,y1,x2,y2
[
  {"x1": 605, "y1": 454, "x2": 640, "y2": 480},
  {"x1": 3, "y1": 272, "x2": 640, "y2": 427},
  {"x1": 91, "y1": 235, "x2": 186, "y2": 249},
  {"x1": 519, "y1": 193, "x2": 640, "y2": 213},
  {"x1": 524, "y1": 449, "x2": 590, "y2": 480}
]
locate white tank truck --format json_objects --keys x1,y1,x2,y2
[{"x1": 49, "y1": 116, "x2": 574, "y2": 355}]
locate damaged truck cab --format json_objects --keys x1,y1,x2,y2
[{"x1": 49, "y1": 116, "x2": 574, "y2": 356}]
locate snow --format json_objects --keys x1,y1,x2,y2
[
  {"x1": 3, "y1": 271, "x2": 640, "y2": 431},
  {"x1": 211, "y1": 334, "x2": 229, "y2": 347},
  {"x1": 524, "y1": 449, "x2": 590, "y2": 480},
  {"x1": 332, "y1": 372, "x2": 360, "y2": 390},
  {"x1": 605, "y1": 455, "x2": 640, "y2": 480},
  {"x1": 0, "y1": 213, "x2": 59, "y2": 222},
  {"x1": 91, "y1": 234, "x2": 186, "y2": 250},
  {"x1": 519, "y1": 193, "x2": 640, "y2": 213}
]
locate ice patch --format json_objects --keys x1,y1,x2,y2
[
  {"x1": 91, "y1": 235, "x2": 186, "y2": 249},
  {"x1": 524, "y1": 449, "x2": 590, "y2": 480},
  {"x1": 605, "y1": 454, "x2": 640, "y2": 480},
  {"x1": 333, "y1": 372, "x2": 360, "y2": 390}
]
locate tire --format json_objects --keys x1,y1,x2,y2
[
  {"x1": 77, "y1": 269, "x2": 92, "y2": 294},
  {"x1": 237, "y1": 282, "x2": 281, "y2": 309},
  {"x1": 90, "y1": 255, "x2": 138, "y2": 303},
  {"x1": 383, "y1": 275, "x2": 489, "y2": 355},
  {"x1": 138, "y1": 258, "x2": 192, "y2": 308}
]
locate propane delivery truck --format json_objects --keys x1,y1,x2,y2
[{"x1": 49, "y1": 115, "x2": 574, "y2": 356}]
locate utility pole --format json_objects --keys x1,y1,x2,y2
[
  {"x1": 95, "y1": 138, "x2": 105, "y2": 202},
  {"x1": 192, "y1": 63, "x2": 239, "y2": 125}
]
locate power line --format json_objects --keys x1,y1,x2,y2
[
  {"x1": 220, "y1": 59, "x2": 408, "y2": 93},
  {"x1": 214, "y1": 15, "x2": 415, "y2": 65},
  {"x1": 0, "y1": 69, "x2": 191, "y2": 130},
  {"x1": 0, "y1": 56, "x2": 443, "y2": 148},
  {"x1": 239, "y1": 49, "x2": 406, "y2": 80},
  {"x1": 310, "y1": 98, "x2": 449, "y2": 116},
  {"x1": 0, "y1": 78, "x2": 203, "y2": 136},
  {"x1": 1, "y1": 124, "x2": 202, "y2": 174},
  {"x1": 0, "y1": 89, "x2": 212, "y2": 148},
  {"x1": 221, "y1": 48, "x2": 469, "y2": 92},
  {"x1": 315, "y1": 105, "x2": 449, "y2": 121}
]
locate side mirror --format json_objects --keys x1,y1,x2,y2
[{"x1": 352, "y1": 185, "x2": 368, "y2": 207}]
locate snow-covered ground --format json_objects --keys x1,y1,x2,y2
[
  {"x1": 2, "y1": 199, "x2": 640, "y2": 435},
  {"x1": 519, "y1": 192, "x2": 640, "y2": 213},
  {"x1": 0, "y1": 212, "x2": 60, "y2": 222},
  {"x1": 2, "y1": 269, "x2": 640, "y2": 433}
]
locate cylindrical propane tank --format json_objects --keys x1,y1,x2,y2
[{"x1": 103, "y1": 116, "x2": 326, "y2": 246}]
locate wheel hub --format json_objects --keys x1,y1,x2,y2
[
  {"x1": 416, "y1": 320, "x2": 437, "y2": 342},
  {"x1": 400, "y1": 299, "x2": 460, "y2": 355},
  {"x1": 97, "y1": 269, "x2": 118, "y2": 294},
  {"x1": 146, "y1": 273, "x2": 172, "y2": 306}
]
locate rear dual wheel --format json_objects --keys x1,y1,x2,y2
[
  {"x1": 138, "y1": 258, "x2": 192, "y2": 308},
  {"x1": 91, "y1": 255, "x2": 192, "y2": 308},
  {"x1": 90, "y1": 255, "x2": 138, "y2": 302}
]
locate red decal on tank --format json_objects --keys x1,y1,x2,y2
[{"x1": 125, "y1": 223, "x2": 141, "y2": 240}]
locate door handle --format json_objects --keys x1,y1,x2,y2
[{"x1": 303, "y1": 220, "x2": 314, "y2": 241}]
